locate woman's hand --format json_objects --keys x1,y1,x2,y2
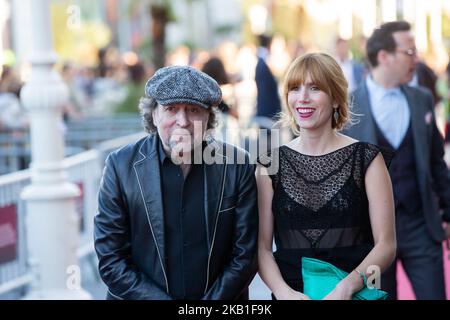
[
  {"x1": 275, "y1": 288, "x2": 311, "y2": 300},
  {"x1": 322, "y1": 283, "x2": 354, "y2": 300},
  {"x1": 322, "y1": 274, "x2": 361, "y2": 300}
]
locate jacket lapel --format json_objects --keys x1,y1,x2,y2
[
  {"x1": 132, "y1": 138, "x2": 229, "y2": 272},
  {"x1": 133, "y1": 135, "x2": 166, "y2": 271},
  {"x1": 203, "y1": 141, "x2": 227, "y2": 251},
  {"x1": 351, "y1": 84, "x2": 377, "y2": 144},
  {"x1": 402, "y1": 85, "x2": 428, "y2": 174}
]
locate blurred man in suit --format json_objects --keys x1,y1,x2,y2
[
  {"x1": 345, "y1": 21, "x2": 450, "y2": 300},
  {"x1": 335, "y1": 37, "x2": 365, "y2": 93},
  {"x1": 254, "y1": 34, "x2": 282, "y2": 128},
  {"x1": 94, "y1": 66, "x2": 258, "y2": 300}
]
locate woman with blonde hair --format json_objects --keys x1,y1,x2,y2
[{"x1": 256, "y1": 53, "x2": 396, "y2": 300}]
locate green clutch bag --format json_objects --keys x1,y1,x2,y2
[{"x1": 301, "y1": 257, "x2": 388, "y2": 300}]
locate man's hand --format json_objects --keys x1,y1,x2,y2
[{"x1": 444, "y1": 223, "x2": 450, "y2": 239}]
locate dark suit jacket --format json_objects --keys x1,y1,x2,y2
[
  {"x1": 352, "y1": 61, "x2": 365, "y2": 89},
  {"x1": 344, "y1": 83, "x2": 450, "y2": 242},
  {"x1": 94, "y1": 135, "x2": 259, "y2": 299},
  {"x1": 255, "y1": 57, "x2": 281, "y2": 120}
]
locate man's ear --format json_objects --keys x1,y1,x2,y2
[
  {"x1": 152, "y1": 107, "x2": 158, "y2": 127},
  {"x1": 377, "y1": 49, "x2": 390, "y2": 65}
]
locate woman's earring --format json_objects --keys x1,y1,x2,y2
[{"x1": 333, "y1": 108, "x2": 339, "y2": 123}]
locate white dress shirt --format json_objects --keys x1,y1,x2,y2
[
  {"x1": 366, "y1": 76, "x2": 411, "y2": 149},
  {"x1": 337, "y1": 58, "x2": 356, "y2": 92}
]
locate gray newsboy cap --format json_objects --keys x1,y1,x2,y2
[{"x1": 145, "y1": 65, "x2": 222, "y2": 109}]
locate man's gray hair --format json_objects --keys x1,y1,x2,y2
[{"x1": 138, "y1": 96, "x2": 218, "y2": 134}]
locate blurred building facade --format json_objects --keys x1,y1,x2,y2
[
  {"x1": 244, "y1": 0, "x2": 450, "y2": 72},
  {"x1": 2, "y1": 0, "x2": 450, "y2": 71}
]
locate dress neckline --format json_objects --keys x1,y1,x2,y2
[{"x1": 282, "y1": 141, "x2": 361, "y2": 158}]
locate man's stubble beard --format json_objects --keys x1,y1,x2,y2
[{"x1": 168, "y1": 136, "x2": 204, "y2": 165}]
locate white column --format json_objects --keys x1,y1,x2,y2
[
  {"x1": 381, "y1": 0, "x2": 397, "y2": 22},
  {"x1": 429, "y1": 0, "x2": 447, "y2": 72},
  {"x1": 10, "y1": 0, "x2": 32, "y2": 67},
  {"x1": 19, "y1": 0, "x2": 91, "y2": 299},
  {"x1": 248, "y1": 4, "x2": 268, "y2": 35},
  {"x1": 402, "y1": 0, "x2": 416, "y2": 23},
  {"x1": 429, "y1": 0, "x2": 442, "y2": 46},
  {"x1": 0, "y1": 0, "x2": 10, "y2": 67},
  {"x1": 415, "y1": 0, "x2": 428, "y2": 53},
  {"x1": 362, "y1": 0, "x2": 377, "y2": 38},
  {"x1": 203, "y1": 0, "x2": 213, "y2": 48},
  {"x1": 117, "y1": 0, "x2": 131, "y2": 53},
  {"x1": 338, "y1": 0, "x2": 353, "y2": 40}
]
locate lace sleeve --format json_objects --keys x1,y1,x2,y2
[
  {"x1": 363, "y1": 143, "x2": 395, "y2": 173},
  {"x1": 379, "y1": 146, "x2": 395, "y2": 168}
]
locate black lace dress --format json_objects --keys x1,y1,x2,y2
[{"x1": 258, "y1": 142, "x2": 391, "y2": 293}]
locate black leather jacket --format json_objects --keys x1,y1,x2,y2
[{"x1": 94, "y1": 135, "x2": 258, "y2": 299}]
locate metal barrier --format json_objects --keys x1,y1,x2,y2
[
  {"x1": 0, "y1": 113, "x2": 261, "y2": 298},
  {"x1": 65, "y1": 149, "x2": 102, "y2": 258},
  {"x1": 0, "y1": 114, "x2": 143, "y2": 175},
  {"x1": 0, "y1": 151, "x2": 102, "y2": 297},
  {"x1": 0, "y1": 170, "x2": 31, "y2": 297},
  {"x1": 64, "y1": 114, "x2": 143, "y2": 150},
  {"x1": 0, "y1": 130, "x2": 30, "y2": 175},
  {"x1": 0, "y1": 131, "x2": 146, "y2": 298}
]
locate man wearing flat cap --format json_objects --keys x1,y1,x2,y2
[{"x1": 94, "y1": 65, "x2": 258, "y2": 300}]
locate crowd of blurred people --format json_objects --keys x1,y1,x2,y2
[
  {"x1": 1, "y1": 22, "x2": 450, "y2": 300},
  {"x1": 0, "y1": 65, "x2": 27, "y2": 131},
  {"x1": 1, "y1": 33, "x2": 450, "y2": 147}
]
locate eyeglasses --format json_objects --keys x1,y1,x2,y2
[{"x1": 396, "y1": 48, "x2": 417, "y2": 57}]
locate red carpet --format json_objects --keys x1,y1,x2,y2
[{"x1": 397, "y1": 242, "x2": 450, "y2": 300}]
